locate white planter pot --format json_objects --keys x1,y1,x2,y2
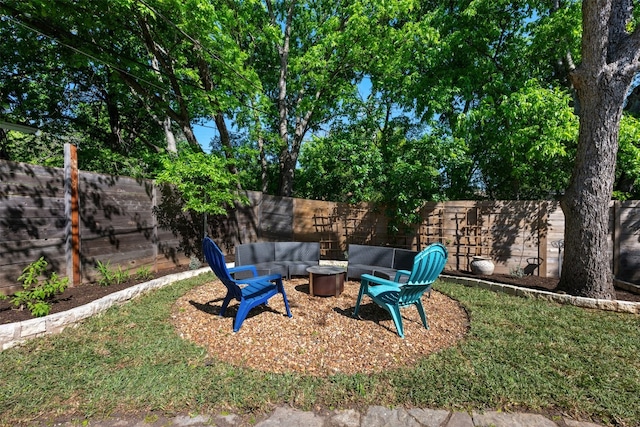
[{"x1": 470, "y1": 256, "x2": 495, "y2": 275}]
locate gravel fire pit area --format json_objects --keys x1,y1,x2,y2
[{"x1": 171, "y1": 277, "x2": 469, "y2": 376}]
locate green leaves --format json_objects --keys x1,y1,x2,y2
[
  {"x1": 12, "y1": 257, "x2": 69, "y2": 317},
  {"x1": 614, "y1": 114, "x2": 640, "y2": 200},
  {"x1": 155, "y1": 147, "x2": 245, "y2": 215},
  {"x1": 458, "y1": 80, "x2": 578, "y2": 199},
  {"x1": 3, "y1": 0, "x2": 640, "y2": 208}
]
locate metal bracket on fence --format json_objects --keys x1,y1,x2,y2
[{"x1": 551, "y1": 240, "x2": 564, "y2": 276}]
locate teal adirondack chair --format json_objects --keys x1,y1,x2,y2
[
  {"x1": 353, "y1": 243, "x2": 448, "y2": 338},
  {"x1": 202, "y1": 237, "x2": 292, "y2": 332}
]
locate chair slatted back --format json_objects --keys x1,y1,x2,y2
[
  {"x1": 203, "y1": 237, "x2": 243, "y2": 300},
  {"x1": 399, "y1": 243, "x2": 448, "y2": 306}
]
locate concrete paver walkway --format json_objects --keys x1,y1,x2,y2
[{"x1": 45, "y1": 405, "x2": 606, "y2": 427}]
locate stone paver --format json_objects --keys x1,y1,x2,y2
[
  {"x1": 473, "y1": 411, "x2": 558, "y2": 427},
  {"x1": 34, "y1": 406, "x2": 608, "y2": 427},
  {"x1": 445, "y1": 411, "x2": 475, "y2": 427},
  {"x1": 564, "y1": 418, "x2": 607, "y2": 427},
  {"x1": 361, "y1": 406, "x2": 423, "y2": 427},
  {"x1": 407, "y1": 408, "x2": 451, "y2": 426},
  {"x1": 254, "y1": 407, "x2": 325, "y2": 427}
]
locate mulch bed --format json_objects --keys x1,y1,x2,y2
[{"x1": 172, "y1": 278, "x2": 469, "y2": 375}]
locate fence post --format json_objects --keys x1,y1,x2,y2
[
  {"x1": 613, "y1": 200, "x2": 620, "y2": 278},
  {"x1": 64, "y1": 143, "x2": 81, "y2": 286},
  {"x1": 538, "y1": 201, "x2": 548, "y2": 277},
  {"x1": 152, "y1": 182, "x2": 158, "y2": 273}
]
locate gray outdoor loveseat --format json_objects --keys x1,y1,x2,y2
[
  {"x1": 346, "y1": 244, "x2": 419, "y2": 281},
  {"x1": 233, "y1": 241, "x2": 320, "y2": 280}
]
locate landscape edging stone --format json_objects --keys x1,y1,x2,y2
[
  {"x1": 4, "y1": 269, "x2": 636, "y2": 351},
  {"x1": 0, "y1": 267, "x2": 211, "y2": 351},
  {"x1": 441, "y1": 274, "x2": 640, "y2": 314}
]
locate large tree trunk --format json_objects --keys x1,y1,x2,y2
[
  {"x1": 557, "y1": 0, "x2": 640, "y2": 299},
  {"x1": 558, "y1": 79, "x2": 623, "y2": 299}
]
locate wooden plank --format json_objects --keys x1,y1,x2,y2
[
  {"x1": 81, "y1": 237, "x2": 156, "y2": 255},
  {"x1": 0, "y1": 161, "x2": 65, "y2": 191},
  {"x1": 0, "y1": 242, "x2": 67, "y2": 288},
  {"x1": 0, "y1": 195, "x2": 65, "y2": 212},
  {"x1": 0, "y1": 221, "x2": 65, "y2": 241}
]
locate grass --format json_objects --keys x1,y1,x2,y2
[{"x1": 1, "y1": 273, "x2": 639, "y2": 426}]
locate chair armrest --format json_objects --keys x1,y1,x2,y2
[
  {"x1": 240, "y1": 273, "x2": 282, "y2": 284},
  {"x1": 361, "y1": 273, "x2": 402, "y2": 289},
  {"x1": 229, "y1": 265, "x2": 258, "y2": 277},
  {"x1": 393, "y1": 270, "x2": 411, "y2": 283}
]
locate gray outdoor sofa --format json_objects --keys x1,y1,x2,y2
[
  {"x1": 234, "y1": 241, "x2": 320, "y2": 280},
  {"x1": 346, "y1": 244, "x2": 419, "y2": 281}
]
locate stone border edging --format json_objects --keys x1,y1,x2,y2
[
  {"x1": 4, "y1": 269, "x2": 636, "y2": 351},
  {"x1": 441, "y1": 274, "x2": 640, "y2": 314},
  {"x1": 0, "y1": 267, "x2": 211, "y2": 351}
]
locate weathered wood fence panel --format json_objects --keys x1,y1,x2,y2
[
  {"x1": 0, "y1": 160, "x2": 197, "y2": 294},
  {"x1": 260, "y1": 195, "x2": 294, "y2": 241},
  {"x1": 78, "y1": 172, "x2": 159, "y2": 281},
  {"x1": 0, "y1": 161, "x2": 67, "y2": 294},
  {"x1": 4, "y1": 158, "x2": 640, "y2": 295}
]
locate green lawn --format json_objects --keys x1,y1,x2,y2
[{"x1": 1, "y1": 273, "x2": 638, "y2": 426}]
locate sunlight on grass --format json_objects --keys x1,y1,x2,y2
[{"x1": 0, "y1": 276, "x2": 638, "y2": 426}]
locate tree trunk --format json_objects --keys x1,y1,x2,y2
[
  {"x1": 214, "y1": 113, "x2": 240, "y2": 178},
  {"x1": 278, "y1": 151, "x2": 295, "y2": 197},
  {"x1": 557, "y1": 0, "x2": 640, "y2": 299},
  {"x1": 163, "y1": 117, "x2": 177, "y2": 153},
  {"x1": 558, "y1": 81, "x2": 621, "y2": 299}
]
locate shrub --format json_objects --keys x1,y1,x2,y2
[
  {"x1": 189, "y1": 256, "x2": 202, "y2": 270},
  {"x1": 10, "y1": 257, "x2": 69, "y2": 317}
]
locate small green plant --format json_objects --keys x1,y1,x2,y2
[
  {"x1": 96, "y1": 260, "x2": 130, "y2": 286},
  {"x1": 510, "y1": 266, "x2": 525, "y2": 278},
  {"x1": 96, "y1": 260, "x2": 116, "y2": 286},
  {"x1": 11, "y1": 257, "x2": 68, "y2": 317},
  {"x1": 113, "y1": 265, "x2": 130, "y2": 284},
  {"x1": 189, "y1": 256, "x2": 202, "y2": 270},
  {"x1": 135, "y1": 266, "x2": 154, "y2": 281}
]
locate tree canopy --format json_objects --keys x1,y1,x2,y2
[{"x1": 3, "y1": 0, "x2": 640, "y2": 298}]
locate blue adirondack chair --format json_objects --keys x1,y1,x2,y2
[
  {"x1": 353, "y1": 243, "x2": 448, "y2": 338},
  {"x1": 202, "y1": 237, "x2": 292, "y2": 332}
]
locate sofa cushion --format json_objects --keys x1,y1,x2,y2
[
  {"x1": 278, "y1": 261, "x2": 319, "y2": 277},
  {"x1": 347, "y1": 244, "x2": 394, "y2": 266},
  {"x1": 233, "y1": 241, "x2": 320, "y2": 280},
  {"x1": 346, "y1": 264, "x2": 378, "y2": 281},
  {"x1": 371, "y1": 267, "x2": 400, "y2": 281},
  {"x1": 274, "y1": 242, "x2": 320, "y2": 277},
  {"x1": 275, "y1": 242, "x2": 320, "y2": 262},
  {"x1": 347, "y1": 245, "x2": 395, "y2": 280},
  {"x1": 235, "y1": 242, "x2": 276, "y2": 265},
  {"x1": 232, "y1": 262, "x2": 288, "y2": 280},
  {"x1": 393, "y1": 248, "x2": 419, "y2": 270}
]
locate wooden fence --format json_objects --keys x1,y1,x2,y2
[{"x1": 1, "y1": 154, "x2": 639, "y2": 295}]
